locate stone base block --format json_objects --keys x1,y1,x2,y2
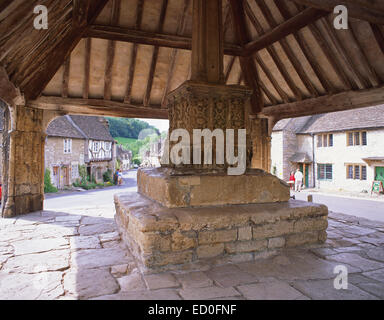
[
  {"x1": 137, "y1": 167, "x2": 290, "y2": 208},
  {"x1": 114, "y1": 192, "x2": 328, "y2": 272}
]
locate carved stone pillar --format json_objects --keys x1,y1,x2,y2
[{"x1": 165, "y1": 80, "x2": 252, "y2": 170}]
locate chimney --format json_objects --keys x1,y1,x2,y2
[{"x1": 99, "y1": 117, "x2": 109, "y2": 130}]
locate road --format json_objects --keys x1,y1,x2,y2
[
  {"x1": 44, "y1": 170, "x2": 138, "y2": 211},
  {"x1": 294, "y1": 191, "x2": 384, "y2": 222},
  {"x1": 45, "y1": 170, "x2": 384, "y2": 222}
]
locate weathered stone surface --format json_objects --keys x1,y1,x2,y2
[
  {"x1": 171, "y1": 231, "x2": 197, "y2": 251},
  {"x1": 253, "y1": 221, "x2": 294, "y2": 240},
  {"x1": 355, "y1": 282, "x2": 384, "y2": 299},
  {"x1": 293, "y1": 279, "x2": 378, "y2": 300},
  {"x1": 2, "y1": 250, "x2": 70, "y2": 273},
  {"x1": 64, "y1": 268, "x2": 119, "y2": 299},
  {"x1": 293, "y1": 217, "x2": 328, "y2": 233},
  {"x1": 205, "y1": 265, "x2": 257, "y2": 288},
  {"x1": 118, "y1": 271, "x2": 147, "y2": 292},
  {"x1": 13, "y1": 238, "x2": 69, "y2": 256},
  {"x1": 326, "y1": 253, "x2": 384, "y2": 272},
  {"x1": 179, "y1": 286, "x2": 240, "y2": 300},
  {"x1": 175, "y1": 271, "x2": 213, "y2": 288},
  {"x1": 285, "y1": 231, "x2": 321, "y2": 247},
  {"x1": 79, "y1": 223, "x2": 116, "y2": 236},
  {"x1": 55, "y1": 215, "x2": 82, "y2": 222},
  {"x1": 99, "y1": 232, "x2": 120, "y2": 243},
  {"x1": 0, "y1": 271, "x2": 64, "y2": 300},
  {"x1": 197, "y1": 244, "x2": 224, "y2": 259},
  {"x1": 138, "y1": 168, "x2": 290, "y2": 208},
  {"x1": 225, "y1": 240, "x2": 267, "y2": 254},
  {"x1": 144, "y1": 250, "x2": 194, "y2": 267},
  {"x1": 115, "y1": 192, "x2": 328, "y2": 270},
  {"x1": 238, "y1": 226, "x2": 252, "y2": 241},
  {"x1": 238, "y1": 281, "x2": 306, "y2": 300},
  {"x1": 143, "y1": 273, "x2": 179, "y2": 290},
  {"x1": 92, "y1": 289, "x2": 181, "y2": 300},
  {"x1": 238, "y1": 250, "x2": 360, "y2": 281},
  {"x1": 110, "y1": 264, "x2": 131, "y2": 276},
  {"x1": 71, "y1": 248, "x2": 132, "y2": 269},
  {"x1": 363, "y1": 269, "x2": 384, "y2": 283},
  {"x1": 199, "y1": 229, "x2": 237, "y2": 245},
  {"x1": 70, "y1": 236, "x2": 101, "y2": 251},
  {"x1": 268, "y1": 237, "x2": 286, "y2": 249}
]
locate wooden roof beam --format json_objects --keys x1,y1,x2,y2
[
  {"x1": 29, "y1": 96, "x2": 169, "y2": 120},
  {"x1": 161, "y1": 0, "x2": 190, "y2": 108},
  {"x1": 85, "y1": 25, "x2": 243, "y2": 56},
  {"x1": 244, "y1": 1, "x2": 303, "y2": 101},
  {"x1": 22, "y1": 0, "x2": 109, "y2": 101},
  {"x1": 144, "y1": 0, "x2": 169, "y2": 107},
  {"x1": 243, "y1": 7, "x2": 328, "y2": 56},
  {"x1": 290, "y1": 0, "x2": 384, "y2": 25},
  {"x1": 257, "y1": 0, "x2": 319, "y2": 97},
  {"x1": 261, "y1": 85, "x2": 384, "y2": 119},
  {"x1": 124, "y1": 0, "x2": 144, "y2": 104},
  {"x1": 230, "y1": 0, "x2": 264, "y2": 114}
]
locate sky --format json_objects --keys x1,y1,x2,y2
[{"x1": 138, "y1": 118, "x2": 169, "y2": 133}]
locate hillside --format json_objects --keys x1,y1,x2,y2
[{"x1": 106, "y1": 117, "x2": 159, "y2": 139}]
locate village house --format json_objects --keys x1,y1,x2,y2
[
  {"x1": 116, "y1": 144, "x2": 132, "y2": 171},
  {"x1": 271, "y1": 105, "x2": 384, "y2": 193},
  {"x1": 45, "y1": 115, "x2": 116, "y2": 189}
]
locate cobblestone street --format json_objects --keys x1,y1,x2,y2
[{"x1": 1, "y1": 202, "x2": 383, "y2": 300}]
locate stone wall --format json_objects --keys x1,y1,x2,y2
[{"x1": 115, "y1": 192, "x2": 328, "y2": 272}]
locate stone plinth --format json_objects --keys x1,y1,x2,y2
[
  {"x1": 137, "y1": 167, "x2": 290, "y2": 208},
  {"x1": 115, "y1": 192, "x2": 328, "y2": 272}
]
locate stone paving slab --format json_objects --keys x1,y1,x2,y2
[{"x1": 0, "y1": 208, "x2": 383, "y2": 300}]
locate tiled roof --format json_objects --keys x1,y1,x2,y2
[
  {"x1": 47, "y1": 115, "x2": 114, "y2": 141},
  {"x1": 46, "y1": 116, "x2": 84, "y2": 139},
  {"x1": 273, "y1": 105, "x2": 384, "y2": 134},
  {"x1": 69, "y1": 115, "x2": 114, "y2": 142}
]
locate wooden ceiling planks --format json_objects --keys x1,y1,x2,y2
[{"x1": 0, "y1": 0, "x2": 383, "y2": 120}]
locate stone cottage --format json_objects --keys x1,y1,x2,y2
[
  {"x1": 45, "y1": 115, "x2": 115, "y2": 189},
  {"x1": 271, "y1": 105, "x2": 384, "y2": 192}
]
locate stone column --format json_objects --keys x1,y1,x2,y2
[{"x1": 2, "y1": 105, "x2": 46, "y2": 218}]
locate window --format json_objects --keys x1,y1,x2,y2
[
  {"x1": 347, "y1": 132, "x2": 353, "y2": 146},
  {"x1": 317, "y1": 134, "x2": 333, "y2": 148},
  {"x1": 346, "y1": 164, "x2": 367, "y2": 180},
  {"x1": 93, "y1": 141, "x2": 100, "y2": 153},
  {"x1": 347, "y1": 165, "x2": 353, "y2": 179},
  {"x1": 105, "y1": 142, "x2": 111, "y2": 151},
  {"x1": 347, "y1": 131, "x2": 367, "y2": 146},
  {"x1": 362, "y1": 132, "x2": 367, "y2": 146},
  {"x1": 318, "y1": 164, "x2": 333, "y2": 180},
  {"x1": 323, "y1": 135, "x2": 328, "y2": 147},
  {"x1": 64, "y1": 139, "x2": 72, "y2": 154},
  {"x1": 354, "y1": 165, "x2": 360, "y2": 180}
]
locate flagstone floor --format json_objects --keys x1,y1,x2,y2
[{"x1": 0, "y1": 205, "x2": 384, "y2": 300}]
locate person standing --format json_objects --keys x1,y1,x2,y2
[
  {"x1": 294, "y1": 168, "x2": 303, "y2": 192},
  {"x1": 289, "y1": 171, "x2": 295, "y2": 190}
]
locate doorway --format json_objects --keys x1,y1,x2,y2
[
  {"x1": 375, "y1": 166, "x2": 384, "y2": 182},
  {"x1": 299, "y1": 163, "x2": 310, "y2": 188}
]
